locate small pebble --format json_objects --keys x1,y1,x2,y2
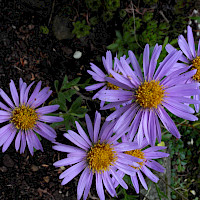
[
  {"x1": 73, "y1": 51, "x2": 82, "y2": 59},
  {"x1": 31, "y1": 164, "x2": 39, "y2": 172}
]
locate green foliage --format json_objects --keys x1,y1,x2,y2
[
  {"x1": 123, "y1": 17, "x2": 141, "y2": 33},
  {"x1": 51, "y1": 75, "x2": 87, "y2": 131},
  {"x1": 40, "y1": 26, "x2": 49, "y2": 34},
  {"x1": 143, "y1": 0, "x2": 158, "y2": 5},
  {"x1": 85, "y1": 0, "x2": 102, "y2": 11},
  {"x1": 72, "y1": 20, "x2": 91, "y2": 39},
  {"x1": 107, "y1": 31, "x2": 137, "y2": 57},
  {"x1": 105, "y1": 0, "x2": 120, "y2": 11},
  {"x1": 102, "y1": 11, "x2": 114, "y2": 22}
]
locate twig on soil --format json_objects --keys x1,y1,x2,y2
[
  {"x1": 48, "y1": 0, "x2": 56, "y2": 26},
  {"x1": 159, "y1": 10, "x2": 169, "y2": 24}
]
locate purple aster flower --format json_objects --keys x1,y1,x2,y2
[
  {"x1": 113, "y1": 137, "x2": 169, "y2": 193},
  {"x1": 53, "y1": 111, "x2": 143, "y2": 200},
  {"x1": 166, "y1": 25, "x2": 200, "y2": 112},
  {"x1": 85, "y1": 51, "x2": 130, "y2": 107},
  {"x1": 0, "y1": 78, "x2": 63, "y2": 155},
  {"x1": 97, "y1": 44, "x2": 200, "y2": 146}
]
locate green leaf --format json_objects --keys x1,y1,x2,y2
[
  {"x1": 107, "y1": 43, "x2": 119, "y2": 50},
  {"x1": 116, "y1": 30, "x2": 122, "y2": 39},
  {"x1": 63, "y1": 89, "x2": 77, "y2": 102},
  {"x1": 58, "y1": 92, "x2": 68, "y2": 111},
  {"x1": 69, "y1": 97, "x2": 82, "y2": 112},
  {"x1": 61, "y1": 77, "x2": 81, "y2": 90},
  {"x1": 162, "y1": 36, "x2": 169, "y2": 49},
  {"x1": 61, "y1": 75, "x2": 68, "y2": 90}
]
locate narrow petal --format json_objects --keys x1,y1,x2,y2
[
  {"x1": 54, "y1": 156, "x2": 84, "y2": 167},
  {"x1": 93, "y1": 111, "x2": 101, "y2": 143},
  {"x1": 146, "y1": 160, "x2": 165, "y2": 173},
  {"x1": 0, "y1": 102, "x2": 11, "y2": 111},
  {"x1": 141, "y1": 165, "x2": 159, "y2": 183},
  {"x1": 187, "y1": 26, "x2": 196, "y2": 58},
  {"x1": 85, "y1": 114, "x2": 94, "y2": 142},
  {"x1": 143, "y1": 44, "x2": 150, "y2": 80},
  {"x1": 36, "y1": 105, "x2": 59, "y2": 114},
  {"x1": 90, "y1": 63, "x2": 106, "y2": 78},
  {"x1": 60, "y1": 160, "x2": 86, "y2": 181},
  {"x1": 110, "y1": 168, "x2": 128, "y2": 189},
  {"x1": 75, "y1": 121, "x2": 92, "y2": 146},
  {"x1": 96, "y1": 173, "x2": 105, "y2": 200},
  {"x1": 156, "y1": 106, "x2": 180, "y2": 138},
  {"x1": 9, "y1": 80, "x2": 19, "y2": 107},
  {"x1": 128, "y1": 50, "x2": 143, "y2": 81},
  {"x1": 102, "y1": 171, "x2": 116, "y2": 197},
  {"x1": 144, "y1": 152, "x2": 169, "y2": 159},
  {"x1": 83, "y1": 171, "x2": 93, "y2": 200},
  {"x1": 137, "y1": 171, "x2": 148, "y2": 190},
  {"x1": 39, "y1": 115, "x2": 63, "y2": 123},
  {"x1": 131, "y1": 174, "x2": 139, "y2": 194},
  {"x1": 53, "y1": 144, "x2": 84, "y2": 153},
  {"x1": 27, "y1": 81, "x2": 42, "y2": 105},
  {"x1": 23, "y1": 82, "x2": 34, "y2": 104},
  {"x1": 15, "y1": 130, "x2": 21, "y2": 151},
  {"x1": 20, "y1": 131, "x2": 26, "y2": 154},
  {"x1": 85, "y1": 83, "x2": 105, "y2": 91},
  {"x1": 2, "y1": 128, "x2": 17, "y2": 152},
  {"x1": 163, "y1": 102, "x2": 198, "y2": 121},
  {"x1": 77, "y1": 167, "x2": 90, "y2": 200},
  {"x1": 178, "y1": 35, "x2": 193, "y2": 60},
  {"x1": 0, "y1": 89, "x2": 15, "y2": 108},
  {"x1": 20, "y1": 82, "x2": 27, "y2": 105}
]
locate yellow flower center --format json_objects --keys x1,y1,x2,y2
[
  {"x1": 107, "y1": 74, "x2": 119, "y2": 90},
  {"x1": 135, "y1": 80, "x2": 165, "y2": 108},
  {"x1": 87, "y1": 142, "x2": 117, "y2": 173},
  {"x1": 11, "y1": 105, "x2": 38, "y2": 130},
  {"x1": 191, "y1": 56, "x2": 200, "y2": 81},
  {"x1": 125, "y1": 149, "x2": 145, "y2": 169}
]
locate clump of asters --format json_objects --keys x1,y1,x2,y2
[
  {"x1": 97, "y1": 44, "x2": 199, "y2": 146},
  {"x1": 0, "y1": 78, "x2": 63, "y2": 155},
  {"x1": 53, "y1": 111, "x2": 142, "y2": 200},
  {"x1": 166, "y1": 25, "x2": 200, "y2": 112}
]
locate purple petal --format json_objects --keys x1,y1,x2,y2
[
  {"x1": 2, "y1": 128, "x2": 17, "y2": 152},
  {"x1": 110, "y1": 167, "x2": 128, "y2": 189},
  {"x1": 146, "y1": 160, "x2": 165, "y2": 173},
  {"x1": 20, "y1": 82, "x2": 27, "y2": 105},
  {"x1": 105, "y1": 77, "x2": 132, "y2": 90},
  {"x1": 31, "y1": 131, "x2": 43, "y2": 151},
  {"x1": 148, "y1": 44, "x2": 162, "y2": 80},
  {"x1": 26, "y1": 131, "x2": 34, "y2": 155},
  {"x1": 137, "y1": 171, "x2": 148, "y2": 190},
  {"x1": 54, "y1": 156, "x2": 84, "y2": 167},
  {"x1": 93, "y1": 111, "x2": 101, "y2": 143},
  {"x1": 178, "y1": 35, "x2": 193, "y2": 60},
  {"x1": 77, "y1": 167, "x2": 90, "y2": 200},
  {"x1": 131, "y1": 174, "x2": 139, "y2": 194},
  {"x1": 141, "y1": 165, "x2": 159, "y2": 183},
  {"x1": 24, "y1": 82, "x2": 34, "y2": 104},
  {"x1": 60, "y1": 160, "x2": 86, "y2": 182},
  {"x1": 143, "y1": 146, "x2": 167, "y2": 153},
  {"x1": 187, "y1": 26, "x2": 196, "y2": 58},
  {"x1": 64, "y1": 133, "x2": 89, "y2": 150},
  {"x1": 96, "y1": 173, "x2": 105, "y2": 200},
  {"x1": 53, "y1": 143, "x2": 84, "y2": 153},
  {"x1": 102, "y1": 171, "x2": 116, "y2": 197},
  {"x1": 163, "y1": 101, "x2": 198, "y2": 121},
  {"x1": 85, "y1": 114, "x2": 94, "y2": 142},
  {"x1": 90, "y1": 63, "x2": 106, "y2": 78},
  {"x1": 128, "y1": 50, "x2": 143, "y2": 81},
  {"x1": 0, "y1": 89, "x2": 15, "y2": 108},
  {"x1": 9, "y1": 80, "x2": 19, "y2": 107},
  {"x1": 143, "y1": 44, "x2": 150, "y2": 80},
  {"x1": 36, "y1": 105, "x2": 60, "y2": 114},
  {"x1": 87, "y1": 70, "x2": 105, "y2": 82},
  {"x1": 20, "y1": 131, "x2": 26, "y2": 154},
  {"x1": 197, "y1": 39, "x2": 200, "y2": 56},
  {"x1": 15, "y1": 130, "x2": 21, "y2": 151},
  {"x1": 36, "y1": 122, "x2": 56, "y2": 138},
  {"x1": 75, "y1": 121, "x2": 91, "y2": 146},
  {"x1": 156, "y1": 106, "x2": 180, "y2": 138},
  {"x1": 106, "y1": 104, "x2": 131, "y2": 121},
  {"x1": 0, "y1": 102, "x2": 11, "y2": 111},
  {"x1": 39, "y1": 115, "x2": 63, "y2": 123},
  {"x1": 27, "y1": 81, "x2": 42, "y2": 105},
  {"x1": 85, "y1": 83, "x2": 105, "y2": 91},
  {"x1": 83, "y1": 170, "x2": 93, "y2": 200},
  {"x1": 144, "y1": 152, "x2": 169, "y2": 159}
]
